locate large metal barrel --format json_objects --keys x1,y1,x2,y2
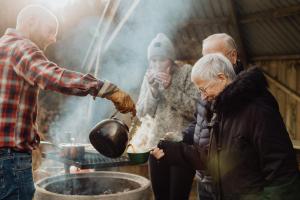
[{"x1": 34, "y1": 171, "x2": 151, "y2": 200}]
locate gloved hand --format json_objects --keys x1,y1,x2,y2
[
  {"x1": 164, "y1": 132, "x2": 183, "y2": 142},
  {"x1": 98, "y1": 81, "x2": 136, "y2": 116},
  {"x1": 156, "y1": 139, "x2": 183, "y2": 165}
]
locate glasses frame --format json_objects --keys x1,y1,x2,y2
[{"x1": 197, "y1": 81, "x2": 215, "y2": 96}]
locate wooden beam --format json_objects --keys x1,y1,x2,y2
[
  {"x1": 240, "y1": 5, "x2": 300, "y2": 24},
  {"x1": 227, "y1": 0, "x2": 248, "y2": 65},
  {"x1": 251, "y1": 54, "x2": 300, "y2": 61},
  {"x1": 263, "y1": 71, "x2": 300, "y2": 102}
]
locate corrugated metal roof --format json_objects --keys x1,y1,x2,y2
[
  {"x1": 1, "y1": 0, "x2": 299, "y2": 62},
  {"x1": 171, "y1": 0, "x2": 300, "y2": 61},
  {"x1": 236, "y1": 0, "x2": 300, "y2": 15},
  {"x1": 240, "y1": 16, "x2": 300, "y2": 57}
]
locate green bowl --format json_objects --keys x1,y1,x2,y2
[{"x1": 127, "y1": 151, "x2": 150, "y2": 165}]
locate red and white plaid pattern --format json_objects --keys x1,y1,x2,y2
[{"x1": 0, "y1": 29, "x2": 103, "y2": 151}]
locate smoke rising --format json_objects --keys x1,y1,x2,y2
[{"x1": 46, "y1": 0, "x2": 194, "y2": 144}]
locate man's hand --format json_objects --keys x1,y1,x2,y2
[
  {"x1": 150, "y1": 147, "x2": 165, "y2": 159},
  {"x1": 98, "y1": 81, "x2": 136, "y2": 116},
  {"x1": 105, "y1": 89, "x2": 136, "y2": 116}
]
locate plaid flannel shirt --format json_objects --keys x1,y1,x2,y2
[{"x1": 0, "y1": 28, "x2": 103, "y2": 151}]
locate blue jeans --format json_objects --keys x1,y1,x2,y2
[{"x1": 0, "y1": 148, "x2": 35, "y2": 200}]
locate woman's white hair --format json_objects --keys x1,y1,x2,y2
[{"x1": 191, "y1": 53, "x2": 236, "y2": 82}]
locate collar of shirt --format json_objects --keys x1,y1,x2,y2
[{"x1": 5, "y1": 28, "x2": 27, "y2": 39}]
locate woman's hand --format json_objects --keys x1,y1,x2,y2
[
  {"x1": 146, "y1": 69, "x2": 156, "y2": 85},
  {"x1": 150, "y1": 147, "x2": 165, "y2": 159},
  {"x1": 155, "y1": 72, "x2": 172, "y2": 89},
  {"x1": 146, "y1": 69, "x2": 160, "y2": 97}
]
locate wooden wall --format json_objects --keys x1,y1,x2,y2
[{"x1": 254, "y1": 59, "x2": 300, "y2": 140}]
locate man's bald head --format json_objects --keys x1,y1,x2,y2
[
  {"x1": 16, "y1": 5, "x2": 58, "y2": 30},
  {"x1": 16, "y1": 5, "x2": 58, "y2": 51},
  {"x1": 202, "y1": 33, "x2": 238, "y2": 65}
]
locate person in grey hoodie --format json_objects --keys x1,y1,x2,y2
[{"x1": 136, "y1": 33, "x2": 199, "y2": 200}]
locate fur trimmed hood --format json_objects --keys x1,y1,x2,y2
[{"x1": 214, "y1": 67, "x2": 270, "y2": 115}]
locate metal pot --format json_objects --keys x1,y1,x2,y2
[
  {"x1": 58, "y1": 143, "x2": 86, "y2": 160},
  {"x1": 40, "y1": 141, "x2": 86, "y2": 160},
  {"x1": 89, "y1": 111, "x2": 129, "y2": 158}
]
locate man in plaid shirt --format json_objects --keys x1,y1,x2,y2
[{"x1": 0, "y1": 5, "x2": 136, "y2": 200}]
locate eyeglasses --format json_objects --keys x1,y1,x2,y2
[
  {"x1": 197, "y1": 81, "x2": 218, "y2": 96},
  {"x1": 224, "y1": 49, "x2": 236, "y2": 58}
]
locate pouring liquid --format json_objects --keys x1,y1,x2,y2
[{"x1": 127, "y1": 144, "x2": 137, "y2": 153}]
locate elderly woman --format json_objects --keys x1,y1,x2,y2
[
  {"x1": 153, "y1": 53, "x2": 300, "y2": 200},
  {"x1": 136, "y1": 33, "x2": 198, "y2": 200}
]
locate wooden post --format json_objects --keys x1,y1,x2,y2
[{"x1": 226, "y1": 0, "x2": 248, "y2": 66}]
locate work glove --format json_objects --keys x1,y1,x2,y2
[{"x1": 98, "y1": 81, "x2": 136, "y2": 116}]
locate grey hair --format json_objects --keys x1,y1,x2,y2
[
  {"x1": 191, "y1": 53, "x2": 236, "y2": 82},
  {"x1": 16, "y1": 5, "x2": 58, "y2": 29},
  {"x1": 203, "y1": 33, "x2": 237, "y2": 51}
]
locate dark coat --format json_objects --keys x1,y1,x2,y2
[
  {"x1": 182, "y1": 61, "x2": 244, "y2": 181},
  {"x1": 209, "y1": 67, "x2": 299, "y2": 199},
  {"x1": 159, "y1": 67, "x2": 300, "y2": 200}
]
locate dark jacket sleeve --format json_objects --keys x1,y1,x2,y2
[
  {"x1": 251, "y1": 101, "x2": 298, "y2": 185},
  {"x1": 182, "y1": 112, "x2": 197, "y2": 145},
  {"x1": 158, "y1": 140, "x2": 206, "y2": 170}
]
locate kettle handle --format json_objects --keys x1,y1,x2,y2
[
  {"x1": 110, "y1": 110, "x2": 136, "y2": 119},
  {"x1": 110, "y1": 110, "x2": 119, "y2": 118}
]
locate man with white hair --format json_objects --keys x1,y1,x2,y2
[
  {"x1": 0, "y1": 5, "x2": 135, "y2": 200},
  {"x1": 184, "y1": 33, "x2": 244, "y2": 200},
  {"x1": 151, "y1": 33, "x2": 244, "y2": 200},
  {"x1": 153, "y1": 53, "x2": 300, "y2": 200},
  {"x1": 202, "y1": 33, "x2": 243, "y2": 74}
]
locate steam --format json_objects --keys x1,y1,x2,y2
[
  {"x1": 127, "y1": 115, "x2": 155, "y2": 153},
  {"x1": 46, "y1": 0, "x2": 194, "y2": 144}
]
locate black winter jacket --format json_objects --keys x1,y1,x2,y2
[
  {"x1": 159, "y1": 67, "x2": 300, "y2": 200},
  {"x1": 182, "y1": 61, "x2": 243, "y2": 181},
  {"x1": 209, "y1": 67, "x2": 299, "y2": 199}
]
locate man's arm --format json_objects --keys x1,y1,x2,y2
[
  {"x1": 13, "y1": 43, "x2": 136, "y2": 114},
  {"x1": 152, "y1": 140, "x2": 206, "y2": 170},
  {"x1": 13, "y1": 45, "x2": 101, "y2": 96},
  {"x1": 182, "y1": 114, "x2": 197, "y2": 144}
]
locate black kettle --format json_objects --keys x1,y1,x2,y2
[{"x1": 89, "y1": 111, "x2": 129, "y2": 158}]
